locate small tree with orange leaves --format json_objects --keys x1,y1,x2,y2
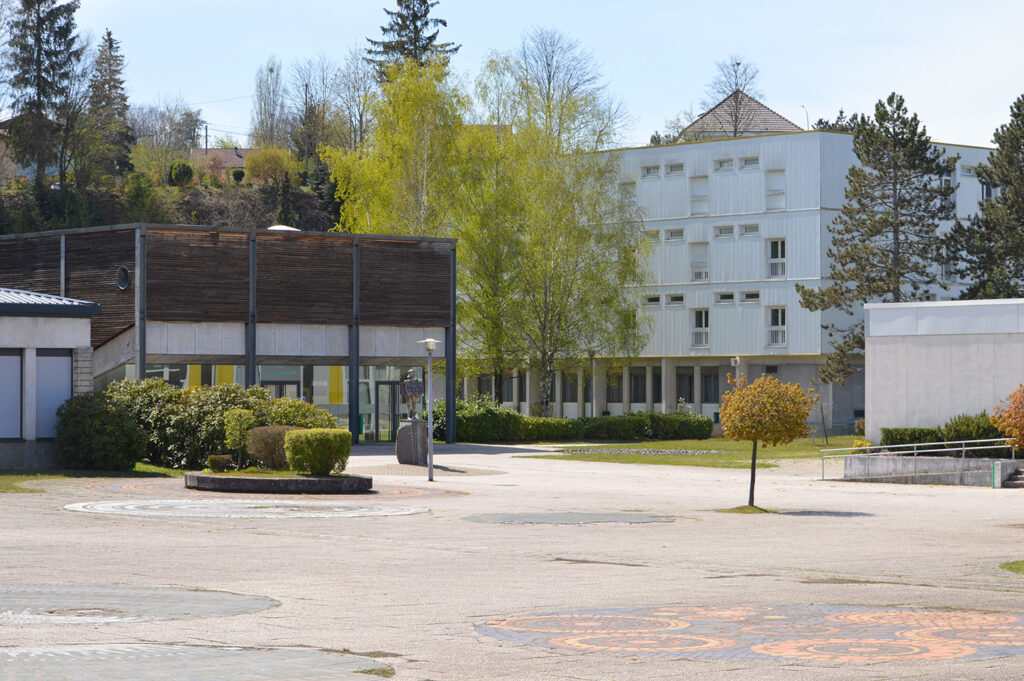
[
  {"x1": 719, "y1": 373, "x2": 818, "y2": 508},
  {"x1": 991, "y1": 385, "x2": 1024, "y2": 447}
]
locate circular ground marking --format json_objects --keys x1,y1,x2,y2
[
  {"x1": 899, "y1": 626, "x2": 1024, "y2": 647},
  {"x1": 0, "y1": 644, "x2": 390, "y2": 680},
  {"x1": 477, "y1": 605, "x2": 1024, "y2": 661},
  {"x1": 464, "y1": 512, "x2": 672, "y2": 525},
  {"x1": 550, "y1": 632, "x2": 736, "y2": 653},
  {"x1": 0, "y1": 584, "x2": 277, "y2": 623},
  {"x1": 486, "y1": 613, "x2": 690, "y2": 634},
  {"x1": 64, "y1": 499, "x2": 428, "y2": 519},
  {"x1": 827, "y1": 610, "x2": 1018, "y2": 628},
  {"x1": 750, "y1": 638, "x2": 976, "y2": 662}
]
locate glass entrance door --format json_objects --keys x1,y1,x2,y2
[
  {"x1": 262, "y1": 381, "x2": 300, "y2": 399},
  {"x1": 375, "y1": 381, "x2": 400, "y2": 443}
]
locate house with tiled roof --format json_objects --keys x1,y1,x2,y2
[
  {"x1": 190, "y1": 147, "x2": 252, "y2": 182},
  {"x1": 685, "y1": 90, "x2": 802, "y2": 140}
]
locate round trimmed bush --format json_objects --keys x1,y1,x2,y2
[
  {"x1": 284, "y1": 428, "x2": 351, "y2": 476},
  {"x1": 55, "y1": 393, "x2": 146, "y2": 471}
]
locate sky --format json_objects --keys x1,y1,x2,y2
[{"x1": 74, "y1": 0, "x2": 1024, "y2": 151}]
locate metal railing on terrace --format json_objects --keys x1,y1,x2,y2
[{"x1": 819, "y1": 438, "x2": 1016, "y2": 481}]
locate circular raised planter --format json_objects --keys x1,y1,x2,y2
[{"x1": 184, "y1": 472, "x2": 372, "y2": 494}]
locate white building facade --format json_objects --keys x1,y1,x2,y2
[{"x1": 465, "y1": 130, "x2": 993, "y2": 432}]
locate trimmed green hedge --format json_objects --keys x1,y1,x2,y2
[
  {"x1": 879, "y1": 427, "x2": 944, "y2": 448},
  {"x1": 285, "y1": 428, "x2": 351, "y2": 475},
  {"x1": 427, "y1": 397, "x2": 713, "y2": 443},
  {"x1": 880, "y1": 413, "x2": 1011, "y2": 457}
]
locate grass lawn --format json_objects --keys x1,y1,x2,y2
[
  {"x1": 0, "y1": 462, "x2": 182, "y2": 493},
  {"x1": 1001, "y1": 560, "x2": 1024, "y2": 575},
  {"x1": 525, "y1": 434, "x2": 859, "y2": 469}
]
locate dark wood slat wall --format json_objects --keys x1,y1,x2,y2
[
  {"x1": 65, "y1": 230, "x2": 135, "y2": 347},
  {"x1": 147, "y1": 230, "x2": 249, "y2": 322},
  {"x1": 0, "y1": 236, "x2": 61, "y2": 295},
  {"x1": 256, "y1": 235, "x2": 353, "y2": 324},
  {"x1": 360, "y1": 240, "x2": 451, "y2": 326}
]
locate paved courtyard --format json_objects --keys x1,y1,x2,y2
[{"x1": 3, "y1": 444, "x2": 1024, "y2": 679}]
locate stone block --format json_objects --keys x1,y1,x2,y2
[{"x1": 396, "y1": 419, "x2": 428, "y2": 466}]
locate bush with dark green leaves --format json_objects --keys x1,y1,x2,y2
[
  {"x1": 206, "y1": 455, "x2": 232, "y2": 472},
  {"x1": 105, "y1": 378, "x2": 184, "y2": 464},
  {"x1": 168, "y1": 161, "x2": 194, "y2": 186},
  {"x1": 941, "y1": 412, "x2": 1004, "y2": 443},
  {"x1": 231, "y1": 168, "x2": 244, "y2": 183},
  {"x1": 284, "y1": 428, "x2": 351, "y2": 475},
  {"x1": 55, "y1": 393, "x2": 146, "y2": 471},
  {"x1": 257, "y1": 397, "x2": 337, "y2": 429},
  {"x1": 246, "y1": 425, "x2": 302, "y2": 469},
  {"x1": 879, "y1": 427, "x2": 944, "y2": 449}
]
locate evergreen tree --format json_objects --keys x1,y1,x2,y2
[
  {"x1": 365, "y1": 0, "x2": 459, "y2": 75},
  {"x1": 944, "y1": 94, "x2": 1024, "y2": 299},
  {"x1": 813, "y1": 108, "x2": 860, "y2": 133},
  {"x1": 5, "y1": 0, "x2": 83, "y2": 189},
  {"x1": 797, "y1": 93, "x2": 957, "y2": 383},
  {"x1": 86, "y1": 29, "x2": 134, "y2": 179},
  {"x1": 276, "y1": 170, "x2": 296, "y2": 226}
]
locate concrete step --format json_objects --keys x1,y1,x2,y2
[{"x1": 1003, "y1": 480, "x2": 1024, "y2": 488}]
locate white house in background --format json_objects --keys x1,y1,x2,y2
[
  {"x1": 864, "y1": 299, "x2": 1024, "y2": 442},
  {"x1": 464, "y1": 129, "x2": 993, "y2": 432},
  {"x1": 0, "y1": 289, "x2": 99, "y2": 470}
]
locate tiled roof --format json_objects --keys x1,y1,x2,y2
[
  {"x1": 190, "y1": 147, "x2": 252, "y2": 169},
  {"x1": 0, "y1": 288, "x2": 101, "y2": 317},
  {"x1": 686, "y1": 91, "x2": 802, "y2": 139}
]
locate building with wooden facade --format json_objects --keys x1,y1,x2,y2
[{"x1": 0, "y1": 225, "x2": 457, "y2": 445}]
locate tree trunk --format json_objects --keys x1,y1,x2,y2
[
  {"x1": 748, "y1": 440, "x2": 758, "y2": 507},
  {"x1": 492, "y1": 370, "x2": 503, "y2": 403}
]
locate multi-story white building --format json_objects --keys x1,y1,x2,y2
[{"x1": 464, "y1": 126, "x2": 993, "y2": 432}]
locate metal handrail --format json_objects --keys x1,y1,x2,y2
[{"x1": 820, "y1": 438, "x2": 1015, "y2": 480}]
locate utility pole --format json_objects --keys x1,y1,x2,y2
[{"x1": 204, "y1": 125, "x2": 208, "y2": 154}]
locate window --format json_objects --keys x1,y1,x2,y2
[
  {"x1": 940, "y1": 173, "x2": 955, "y2": 211},
  {"x1": 502, "y1": 374, "x2": 514, "y2": 400},
  {"x1": 765, "y1": 365, "x2": 778, "y2": 374},
  {"x1": 741, "y1": 157, "x2": 759, "y2": 169},
  {"x1": 766, "y1": 170, "x2": 785, "y2": 210},
  {"x1": 36, "y1": 350, "x2": 71, "y2": 439},
  {"x1": 645, "y1": 230, "x2": 660, "y2": 242},
  {"x1": 666, "y1": 162, "x2": 685, "y2": 175},
  {"x1": 981, "y1": 181, "x2": 994, "y2": 200},
  {"x1": 644, "y1": 295, "x2": 661, "y2": 305},
  {"x1": 768, "y1": 307, "x2": 787, "y2": 346},
  {"x1": 715, "y1": 292, "x2": 735, "y2": 304},
  {"x1": 714, "y1": 158, "x2": 734, "y2": 171},
  {"x1": 690, "y1": 176, "x2": 709, "y2": 216},
  {"x1": 701, "y1": 373, "x2": 720, "y2": 403},
  {"x1": 618, "y1": 181, "x2": 636, "y2": 200},
  {"x1": 641, "y1": 165, "x2": 660, "y2": 178},
  {"x1": 921, "y1": 293, "x2": 937, "y2": 301},
  {"x1": 676, "y1": 372, "x2": 694, "y2": 403},
  {"x1": 692, "y1": 309, "x2": 709, "y2": 347},
  {"x1": 961, "y1": 165, "x2": 976, "y2": 176},
  {"x1": 666, "y1": 228, "x2": 685, "y2": 240},
  {"x1": 629, "y1": 368, "x2": 646, "y2": 403},
  {"x1": 0, "y1": 351, "x2": 21, "y2": 439},
  {"x1": 714, "y1": 225, "x2": 734, "y2": 237},
  {"x1": 741, "y1": 223, "x2": 759, "y2": 235},
  {"x1": 691, "y1": 242, "x2": 709, "y2": 281},
  {"x1": 742, "y1": 291, "x2": 760, "y2": 303},
  {"x1": 562, "y1": 372, "x2": 578, "y2": 402},
  {"x1": 667, "y1": 294, "x2": 686, "y2": 305},
  {"x1": 768, "y1": 239, "x2": 786, "y2": 278},
  {"x1": 606, "y1": 370, "x2": 622, "y2": 403},
  {"x1": 476, "y1": 375, "x2": 492, "y2": 397}
]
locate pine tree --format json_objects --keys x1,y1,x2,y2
[
  {"x1": 365, "y1": 0, "x2": 459, "y2": 75},
  {"x1": 944, "y1": 94, "x2": 1024, "y2": 299},
  {"x1": 276, "y1": 170, "x2": 296, "y2": 226},
  {"x1": 6, "y1": 0, "x2": 84, "y2": 189},
  {"x1": 86, "y1": 29, "x2": 134, "y2": 179},
  {"x1": 797, "y1": 93, "x2": 957, "y2": 383}
]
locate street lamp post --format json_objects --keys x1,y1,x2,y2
[{"x1": 418, "y1": 338, "x2": 441, "y2": 482}]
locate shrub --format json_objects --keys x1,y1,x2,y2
[
  {"x1": 231, "y1": 168, "x2": 244, "y2": 183},
  {"x1": 428, "y1": 397, "x2": 525, "y2": 442},
  {"x1": 55, "y1": 393, "x2": 146, "y2": 471},
  {"x1": 581, "y1": 413, "x2": 648, "y2": 440},
  {"x1": 852, "y1": 439, "x2": 873, "y2": 449},
  {"x1": 942, "y1": 412, "x2": 1003, "y2": 443},
  {"x1": 259, "y1": 397, "x2": 337, "y2": 429},
  {"x1": 105, "y1": 378, "x2": 183, "y2": 465},
  {"x1": 854, "y1": 419, "x2": 865, "y2": 436},
  {"x1": 993, "y1": 385, "x2": 1024, "y2": 449},
  {"x1": 246, "y1": 425, "x2": 302, "y2": 469},
  {"x1": 285, "y1": 428, "x2": 351, "y2": 475},
  {"x1": 168, "y1": 161, "x2": 194, "y2": 186},
  {"x1": 523, "y1": 416, "x2": 583, "y2": 441},
  {"x1": 206, "y1": 455, "x2": 232, "y2": 472},
  {"x1": 224, "y1": 408, "x2": 257, "y2": 466},
  {"x1": 163, "y1": 383, "x2": 273, "y2": 469},
  {"x1": 879, "y1": 427, "x2": 943, "y2": 448}
]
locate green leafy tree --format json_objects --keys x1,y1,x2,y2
[
  {"x1": 128, "y1": 98, "x2": 204, "y2": 184},
  {"x1": 85, "y1": 29, "x2": 133, "y2": 179},
  {"x1": 249, "y1": 56, "x2": 290, "y2": 149},
  {"x1": 244, "y1": 145, "x2": 298, "y2": 185},
  {"x1": 168, "y1": 160, "x2": 193, "y2": 186},
  {"x1": 944, "y1": 94, "x2": 1024, "y2": 298},
  {"x1": 719, "y1": 374, "x2": 817, "y2": 508},
  {"x1": 797, "y1": 93, "x2": 957, "y2": 383},
  {"x1": 6, "y1": 0, "x2": 84, "y2": 191},
  {"x1": 365, "y1": 0, "x2": 459, "y2": 75}
]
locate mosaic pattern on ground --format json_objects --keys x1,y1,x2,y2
[
  {"x1": 0, "y1": 584, "x2": 277, "y2": 624},
  {"x1": 478, "y1": 606, "x2": 1024, "y2": 661},
  {"x1": 64, "y1": 499, "x2": 428, "y2": 518},
  {"x1": 464, "y1": 512, "x2": 673, "y2": 525},
  {"x1": 0, "y1": 644, "x2": 390, "y2": 681},
  {"x1": 79, "y1": 477, "x2": 463, "y2": 499}
]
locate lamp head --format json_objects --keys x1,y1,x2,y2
[{"x1": 418, "y1": 337, "x2": 441, "y2": 355}]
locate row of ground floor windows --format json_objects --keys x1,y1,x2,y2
[
  {"x1": 474, "y1": 369, "x2": 721, "y2": 406},
  {"x1": 0, "y1": 349, "x2": 73, "y2": 440}
]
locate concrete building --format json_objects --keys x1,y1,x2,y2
[
  {"x1": 0, "y1": 288, "x2": 99, "y2": 469},
  {"x1": 466, "y1": 129, "x2": 992, "y2": 431},
  {"x1": 864, "y1": 299, "x2": 1024, "y2": 442},
  {"x1": 0, "y1": 225, "x2": 457, "y2": 447}
]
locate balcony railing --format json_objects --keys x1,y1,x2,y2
[
  {"x1": 692, "y1": 329, "x2": 709, "y2": 347},
  {"x1": 768, "y1": 328, "x2": 786, "y2": 346},
  {"x1": 691, "y1": 263, "x2": 709, "y2": 281},
  {"x1": 768, "y1": 260, "x2": 786, "y2": 277}
]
